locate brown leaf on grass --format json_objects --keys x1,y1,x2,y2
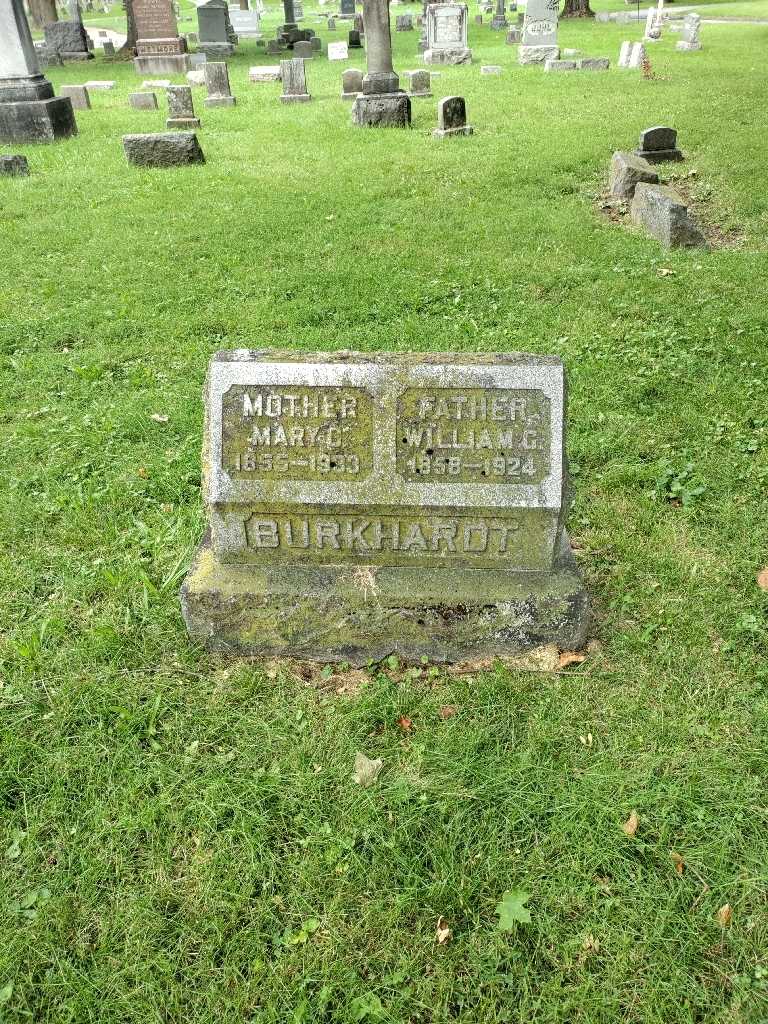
[
  {"x1": 150, "y1": 412, "x2": 169, "y2": 423},
  {"x1": 352, "y1": 752, "x2": 383, "y2": 788},
  {"x1": 757, "y1": 567, "x2": 768, "y2": 591},
  {"x1": 396, "y1": 715, "x2": 413, "y2": 733},
  {"x1": 558, "y1": 650, "x2": 587, "y2": 670},
  {"x1": 582, "y1": 934, "x2": 600, "y2": 953},
  {"x1": 716, "y1": 903, "x2": 732, "y2": 928},
  {"x1": 622, "y1": 810, "x2": 640, "y2": 837},
  {"x1": 439, "y1": 705, "x2": 456, "y2": 720},
  {"x1": 670, "y1": 851, "x2": 685, "y2": 875},
  {"x1": 658, "y1": 267, "x2": 676, "y2": 277},
  {"x1": 137, "y1": 466, "x2": 148, "y2": 478},
  {"x1": 436, "y1": 916, "x2": 452, "y2": 944}
]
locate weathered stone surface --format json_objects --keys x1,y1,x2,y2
[
  {"x1": 505, "y1": 26, "x2": 520, "y2": 42},
  {"x1": 480, "y1": 63, "x2": 502, "y2": 74},
  {"x1": 129, "y1": 90, "x2": 158, "y2": 108},
  {"x1": 636, "y1": 124, "x2": 683, "y2": 163},
  {"x1": 0, "y1": 153, "x2": 29, "y2": 175},
  {"x1": 351, "y1": 91, "x2": 411, "y2": 126},
  {"x1": 544, "y1": 58, "x2": 574, "y2": 71},
  {"x1": 204, "y1": 60, "x2": 235, "y2": 106},
  {"x1": 627, "y1": 41, "x2": 645, "y2": 67},
  {"x1": 424, "y1": 3, "x2": 472, "y2": 65},
  {"x1": 249, "y1": 64, "x2": 282, "y2": 81},
  {"x1": 187, "y1": 68, "x2": 206, "y2": 85},
  {"x1": 280, "y1": 57, "x2": 311, "y2": 101},
  {"x1": 180, "y1": 350, "x2": 589, "y2": 663},
  {"x1": 433, "y1": 94, "x2": 472, "y2": 137},
  {"x1": 123, "y1": 130, "x2": 205, "y2": 166},
  {"x1": 293, "y1": 39, "x2": 313, "y2": 58},
  {"x1": 83, "y1": 79, "x2": 115, "y2": 89},
  {"x1": 102, "y1": 39, "x2": 115, "y2": 54},
  {"x1": 59, "y1": 83, "x2": 90, "y2": 108},
  {"x1": 518, "y1": 43, "x2": 559, "y2": 64},
  {"x1": 403, "y1": 69, "x2": 431, "y2": 96},
  {"x1": 0, "y1": 95, "x2": 77, "y2": 143},
  {"x1": 43, "y1": 20, "x2": 93, "y2": 60},
  {"x1": 631, "y1": 182, "x2": 706, "y2": 248},
  {"x1": 609, "y1": 150, "x2": 659, "y2": 198},
  {"x1": 578, "y1": 56, "x2": 609, "y2": 70},
  {"x1": 166, "y1": 84, "x2": 200, "y2": 126},
  {"x1": 676, "y1": 11, "x2": 702, "y2": 49},
  {"x1": 395, "y1": 13, "x2": 413, "y2": 29},
  {"x1": 617, "y1": 39, "x2": 631, "y2": 66},
  {"x1": 133, "y1": 0, "x2": 189, "y2": 73},
  {"x1": 341, "y1": 66, "x2": 363, "y2": 98},
  {"x1": 521, "y1": 0, "x2": 557, "y2": 47}
]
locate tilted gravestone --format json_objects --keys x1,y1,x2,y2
[
  {"x1": 180, "y1": 351, "x2": 589, "y2": 663},
  {"x1": 424, "y1": 3, "x2": 472, "y2": 65},
  {"x1": 631, "y1": 183, "x2": 706, "y2": 248},
  {"x1": 43, "y1": 20, "x2": 94, "y2": 61},
  {"x1": 519, "y1": 0, "x2": 559, "y2": 64}
]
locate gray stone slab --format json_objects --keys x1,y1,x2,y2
[
  {"x1": 519, "y1": 43, "x2": 559, "y2": 64},
  {"x1": 609, "y1": 150, "x2": 659, "y2": 198},
  {"x1": 204, "y1": 60, "x2": 235, "y2": 106},
  {"x1": 544, "y1": 58, "x2": 574, "y2": 71},
  {"x1": 123, "y1": 130, "x2": 205, "y2": 166},
  {"x1": 631, "y1": 182, "x2": 706, "y2": 248},
  {"x1": 250, "y1": 64, "x2": 282, "y2": 81},
  {"x1": 280, "y1": 57, "x2": 310, "y2": 100},
  {"x1": 0, "y1": 153, "x2": 29, "y2": 175},
  {"x1": 351, "y1": 91, "x2": 411, "y2": 126},
  {"x1": 129, "y1": 90, "x2": 158, "y2": 109},
  {"x1": 577, "y1": 56, "x2": 609, "y2": 70},
  {"x1": 180, "y1": 350, "x2": 588, "y2": 663},
  {"x1": 59, "y1": 83, "x2": 90, "y2": 108},
  {"x1": 0, "y1": 95, "x2": 77, "y2": 143}
]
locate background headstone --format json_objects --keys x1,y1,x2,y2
[
  {"x1": 423, "y1": 3, "x2": 472, "y2": 65},
  {"x1": 279, "y1": 57, "x2": 311, "y2": 101},
  {"x1": 676, "y1": 12, "x2": 701, "y2": 50},
  {"x1": 519, "y1": 0, "x2": 559, "y2": 64},
  {"x1": 166, "y1": 83, "x2": 200, "y2": 126},
  {"x1": 204, "y1": 60, "x2": 235, "y2": 106},
  {"x1": 123, "y1": 130, "x2": 205, "y2": 166},
  {"x1": 59, "y1": 83, "x2": 90, "y2": 108},
  {"x1": 433, "y1": 94, "x2": 472, "y2": 137},
  {"x1": 133, "y1": 0, "x2": 190, "y2": 74},
  {"x1": 0, "y1": 153, "x2": 30, "y2": 175},
  {"x1": 197, "y1": 0, "x2": 237, "y2": 56},
  {"x1": 636, "y1": 125, "x2": 683, "y2": 163},
  {"x1": 129, "y1": 90, "x2": 159, "y2": 108},
  {"x1": 341, "y1": 66, "x2": 363, "y2": 98}
]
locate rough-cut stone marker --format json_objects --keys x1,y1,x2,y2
[
  {"x1": 123, "y1": 131, "x2": 205, "y2": 167},
  {"x1": 249, "y1": 64, "x2": 282, "y2": 81},
  {"x1": 59, "y1": 83, "x2": 90, "y2": 108},
  {"x1": 180, "y1": 350, "x2": 590, "y2": 664},
  {"x1": 636, "y1": 125, "x2": 683, "y2": 163},
  {"x1": 433, "y1": 94, "x2": 472, "y2": 137},
  {"x1": 129, "y1": 91, "x2": 158, "y2": 109},
  {"x1": 204, "y1": 61, "x2": 236, "y2": 107},
  {"x1": 402, "y1": 69, "x2": 431, "y2": 97},
  {"x1": 280, "y1": 57, "x2": 311, "y2": 101},
  {"x1": 133, "y1": 0, "x2": 190, "y2": 73},
  {"x1": 43, "y1": 20, "x2": 93, "y2": 62},
  {"x1": 631, "y1": 182, "x2": 706, "y2": 248},
  {"x1": 0, "y1": 0, "x2": 78, "y2": 144},
  {"x1": 608, "y1": 151, "x2": 659, "y2": 198},
  {"x1": 424, "y1": 3, "x2": 472, "y2": 65},
  {"x1": 166, "y1": 84, "x2": 200, "y2": 127},
  {"x1": 293, "y1": 39, "x2": 313, "y2": 58},
  {"x1": 0, "y1": 153, "x2": 29, "y2": 175},
  {"x1": 519, "y1": 0, "x2": 559, "y2": 65},
  {"x1": 341, "y1": 67, "x2": 363, "y2": 99},
  {"x1": 544, "y1": 58, "x2": 574, "y2": 72},
  {"x1": 480, "y1": 64, "x2": 502, "y2": 74},
  {"x1": 578, "y1": 57, "x2": 609, "y2": 70}
]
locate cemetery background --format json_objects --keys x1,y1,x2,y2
[{"x1": 2, "y1": 0, "x2": 768, "y2": 1019}]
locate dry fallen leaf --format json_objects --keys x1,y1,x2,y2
[
  {"x1": 352, "y1": 752, "x2": 383, "y2": 788},
  {"x1": 150, "y1": 413, "x2": 169, "y2": 423},
  {"x1": 670, "y1": 851, "x2": 685, "y2": 875},
  {"x1": 622, "y1": 810, "x2": 640, "y2": 837},
  {"x1": 716, "y1": 903, "x2": 732, "y2": 928},
  {"x1": 137, "y1": 466, "x2": 148, "y2": 478},
  {"x1": 439, "y1": 705, "x2": 456, "y2": 720},
  {"x1": 436, "y1": 916, "x2": 452, "y2": 944},
  {"x1": 559, "y1": 650, "x2": 587, "y2": 670},
  {"x1": 757, "y1": 567, "x2": 768, "y2": 592},
  {"x1": 397, "y1": 715, "x2": 413, "y2": 733},
  {"x1": 658, "y1": 267, "x2": 676, "y2": 277},
  {"x1": 582, "y1": 934, "x2": 600, "y2": 953}
]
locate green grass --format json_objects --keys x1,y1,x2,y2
[{"x1": 1, "y1": 13, "x2": 768, "y2": 1023}]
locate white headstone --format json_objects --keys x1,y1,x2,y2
[
  {"x1": 0, "y1": 0, "x2": 42, "y2": 80},
  {"x1": 628, "y1": 41, "x2": 645, "y2": 67},
  {"x1": 618, "y1": 40, "x2": 631, "y2": 67},
  {"x1": 521, "y1": 0, "x2": 558, "y2": 47},
  {"x1": 327, "y1": 39, "x2": 349, "y2": 59}
]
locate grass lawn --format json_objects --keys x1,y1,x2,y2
[{"x1": 1, "y1": 9, "x2": 768, "y2": 1022}]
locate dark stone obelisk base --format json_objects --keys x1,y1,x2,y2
[
  {"x1": 351, "y1": 1, "x2": 411, "y2": 128},
  {"x1": 351, "y1": 91, "x2": 411, "y2": 127},
  {"x1": 182, "y1": 532, "x2": 589, "y2": 665},
  {"x1": 0, "y1": 75, "x2": 77, "y2": 144}
]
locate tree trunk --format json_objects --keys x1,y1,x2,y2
[
  {"x1": 560, "y1": 0, "x2": 594, "y2": 17},
  {"x1": 28, "y1": 0, "x2": 58, "y2": 27},
  {"x1": 116, "y1": 0, "x2": 137, "y2": 57}
]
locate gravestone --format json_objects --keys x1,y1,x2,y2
[
  {"x1": 395, "y1": 13, "x2": 413, "y2": 29},
  {"x1": 643, "y1": 0, "x2": 663, "y2": 40},
  {"x1": 676, "y1": 12, "x2": 701, "y2": 50},
  {"x1": 123, "y1": 130, "x2": 205, "y2": 166},
  {"x1": 249, "y1": 63, "x2": 282, "y2": 80},
  {"x1": 544, "y1": 58, "x2": 573, "y2": 72},
  {"x1": 519, "y1": 0, "x2": 558, "y2": 64},
  {"x1": 229, "y1": 5, "x2": 261, "y2": 36},
  {"x1": 129, "y1": 90, "x2": 158, "y2": 107},
  {"x1": 578, "y1": 57, "x2": 609, "y2": 70},
  {"x1": 197, "y1": 0, "x2": 237, "y2": 56},
  {"x1": 351, "y1": 0, "x2": 410, "y2": 128},
  {"x1": 43, "y1": 20, "x2": 94, "y2": 61},
  {"x1": 480, "y1": 63, "x2": 502, "y2": 73},
  {"x1": 141, "y1": 77, "x2": 171, "y2": 86},
  {"x1": 59, "y1": 83, "x2": 90, "y2": 108},
  {"x1": 340, "y1": 0, "x2": 355, "y2": 16},
  {"x1": 310, "y1": 36, "x2": 321, "y2": 50},
  {"x1": 84, "y1": 79, "x2": 115, "y2": 88},
  {"x1": 0, "y1": 153, "x2": 29, "y2": 174},
  {"x1": 433, "y1": 94, "x2": 472, "y2": 137},
  {"x1": 627, "y1": 41, "x2": 645, "y2": 67},
  {"x1": 617, "y1": 39, "x2": 631, "y2": 66},
  {"x1": 103, "y1": 39, "x2": 115, "y2": 55},
  {"x1": 267, "y1": 39, "x2": 283, "y2": 53},
  {"x1": 327, "y1": 15, "x2": 336, "y2": 28},
  {"x1": 293, "y1": 39, "x2": 313, "y2": 57},
  {"x1": 631, "y1": 183, "x2": 706, "y2": 248},
  {"x1": 204, "y1": 60, "x2": 235, "y2": 106},
  {"x1": 0, "y1": 0, "x2": 78, "y2": 143},
  {"x1": 490, "y1": 0, "x2": 508, "y2": 29},
  {"x1": 608, "y1": 151, "x2": 659, "y2": 198},
  {"x1": 187, "y1": 68, "x2": 206, "y2": 83},
  {"x1": 180, "y1": 351, "x2": 589, "y2": 663},
  {"x1": 505, "y1": 25, "x2": 519, "y2": 42},
  {"x1": 166, "y1": 84, "x2": 200, "y2": 126},
  {"x1": 280, "y1": 57, "x2": 311, "y2": 101},
  {"x1": 348, "y1": 28, "x2": 362, "y2": 47},
  {"x1": 424, "y1": 3, "x2": 472, "y2": 65},
  {"x1": 341, "y1": 66, "x2": 363, "y2": 98},
  {"x1": 636, "y1": 125, "x2": 682, "y2": 163},
  {"x1": 403, "y1": 68, "x2": 431, "y2": 96},
  {"x1": 474, "y1": 13, "x2": 482, "y2": 23},
  {"x1": 133, "y1": 0, "x2": 190, "y2": 73}
]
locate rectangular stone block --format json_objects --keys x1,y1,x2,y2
[
  {"x1": 122, "y1": 130, "x2": 205, "y2": 166},
  {"x1": 0, "y1": 95, "x2": 77, "y2": 144},
  {"x1": 577, "y1": 57, "x2": 609, "y2": 70},
  {"x1": 59, "y1": 84, "x2": 90, "y2": 108},
  {"x1": 249, "y1": 65, "x2": 282, "y2": 81},
  {"x1": 129, "y1": 91, "x2": 159, "y2": 109},
  {"x1": 631, "y1": 182, "x2": 706, "y2": 248},
  {"x1": 0, "y1": 154, "x2": 30, "y2": 176},
  {"x1": 544, "y1": 58, "x2": 574, "y2": 71},
  {"x1": 181, "y1": 350, "x2": 588, "y2": 662},
  {"x1": 351, "y1": 92, "x2": 411, "y2": 127}
]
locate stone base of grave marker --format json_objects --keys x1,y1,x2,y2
[
  {"x1": 518, "y1": 44, "x2": 559, "y2": 64},
  {"x1": 180, "y1": 351, "x2": 589, "y2": 664},
  {"x1": 134, "y1": 54, "x2": 191, "y2": 74},
  {"x1": 0, "y1": 83, "x2": 77, "y2": 144},
  {"x1": 423, "y1": 47, "x2": 472, "y2": 65},
  {"x1": 199, "y1": 42, "x2": 236, "y2": 57},
  {"x1": 0, "y1": 154, "x2": 30, "y2": 176},
  {"x1": 351, "y1": 92, "x2": 411, "y2": 127}
]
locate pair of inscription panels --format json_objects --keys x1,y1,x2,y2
[{"x1": 205, "y1": 351, "x2": 566, "y2": 572}]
